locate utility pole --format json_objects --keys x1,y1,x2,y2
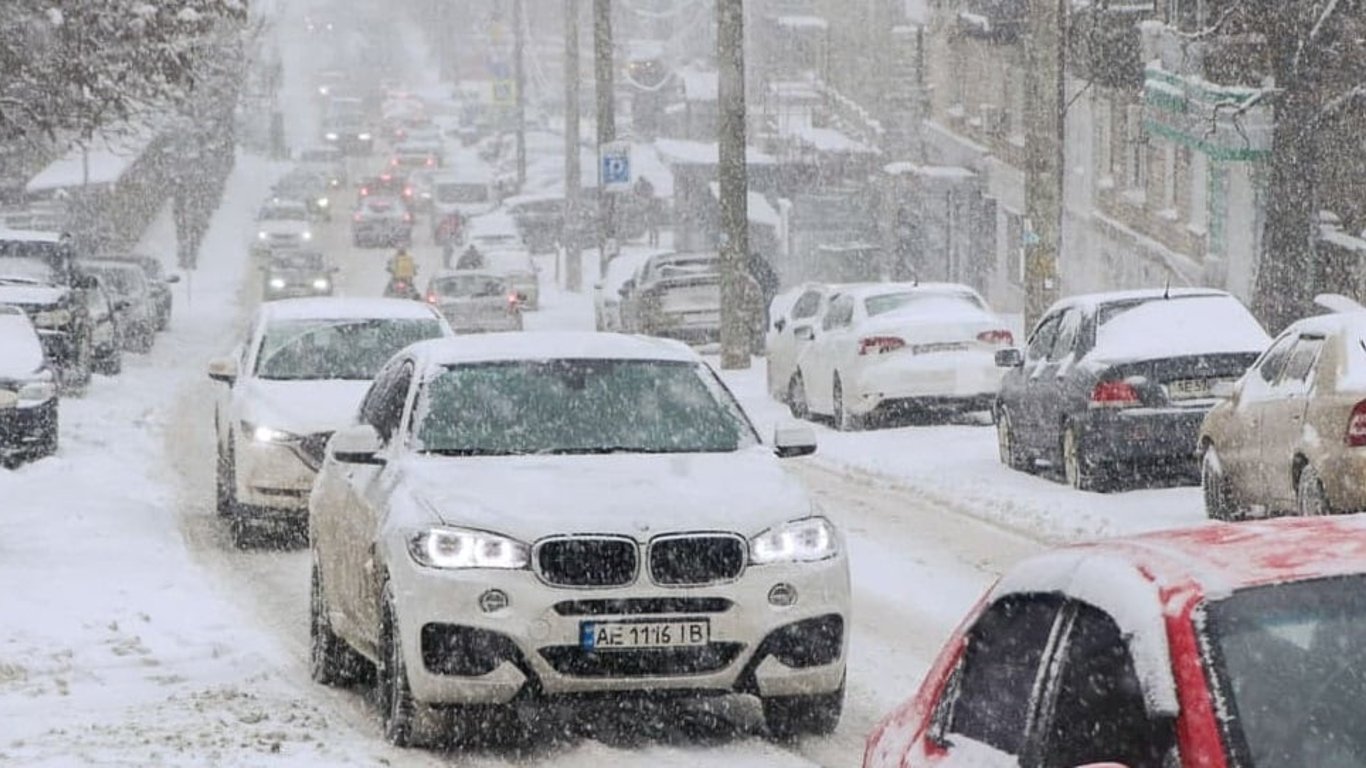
[
  {"x1": 717, "y1": 0, "x2": 750, "y2": 370},
  {"x1": 1022, "y1": 0, "x2": 1065, "y2": 332},
  {"x1": 513, "y1": 0, "x2": 527, "y2": 190},
  {"x1": 593, "y1": 0, "x2": 616, "y2": 272},
  {"x1": 565, "y1": 0, "x2": 583, "y2": 292}
]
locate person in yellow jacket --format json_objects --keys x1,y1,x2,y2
[{"x1": 387, "y1": 248, "x2": 417, "y2": 281}]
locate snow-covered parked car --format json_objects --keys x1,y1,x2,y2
[
  {"x1": 789, "y1": 282, "x2": 1013, "y2": 429},
  {"x1": 592, "y1": 248, "x2": 666, "y2": 332},
  {"x1": 0, "y1": 306, "x2": 59, "y2": 465},
  {"x1": 422, "y1": 270, "x2": 523, "y2": 333},
  {"x1": 766, "y1": 282, "x2": 867, "y2": 408},
  {"x1": 619, "y1": 252, "x2": 722, "y2": 346},
  {"x1": 208, "y1": 298, "x2": 452, "y2": 545},
  {"x1": 79, "y1": 260, "x2": 157, "y2": 353},
  {"x1": 308, "y1": 333, "x2": 846, "y2": 747},
  {"x1": 995, "y1": 288, "x2": 1269, "y2": 491},
  {"x1": 1200, "y1": 308, "x2": 1366, "y2": 519},
  {"x1": 864, "y1": 514, "x2": 1366, "y2": 768},
  {"x1": 251, "y1": 199, "x2": 315, "y2": 256}
]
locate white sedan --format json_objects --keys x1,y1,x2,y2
[
  {"x1": 251, "y1": 199, "x2": 314, "y2": 256},
  {"x1": 790, "y1": 282, "x2": 1014, "y2": 429},
  {"x1": 309, "y1": 333, "x2": 849, "y2": 747},
  {"x1": 208, "y1": 298, "x2": 452, "y2": 546}
]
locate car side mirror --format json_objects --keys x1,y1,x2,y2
[
  {"x1": 76, "y1": 274, "x2": 99, "y2": 290},
  {"x1": 330, "y1": 424, "x2": 385, "y2": 465},
  {"x1": 207, "y1": 356, "x2": 238, "y2": 385},
  {"x1": 114, "y1": 299, "x2": 132, "y2": 312},
  {"x1": 773, "y1": 317, "x2": 786, "y2": 333},
  {"x1": 774, "y1": 423, "x2": 818, "y2": 459},
  {"x1": 995, "y1": 348, "x2": 1024, "y2": 368},
  {"x1": 165, "y1": 274, "x2": 181, "y2": 284}
]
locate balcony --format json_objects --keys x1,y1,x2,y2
[{"x1": 1068, "y1": 4, "x2": 1155, "y2": 88}]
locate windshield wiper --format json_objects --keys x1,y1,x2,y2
[
  {"x1": 0, "y1": 276, "x2": 42, "y2": 285},
  {"x1": 422, "y1": 448, "x2": 523, "y2": 456}
]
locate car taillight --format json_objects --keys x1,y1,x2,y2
[
  {"x1": 390, "y1": 158, "x2": 399, "y2": 166},
  {"x1": 425, "y1": 157, "x2": 435, "y2": 166},
  {"x1": 426, "y1": 292, "x2": 437, "y2": 304},
  {"x1": 858, "y1": 336, "x2": 906, "y2": 356},
  {"x1": 403, "y1": 212, "x2": 413, "y2": 222},
  {"x1": 360, "y1": 187, "x2": 369, "y2": 196},
  {"x1": 1347, "y1": 401, "x2": 1366, "y2": 447},
  {"x1": 978, "y1": 329, "x2": 1014, "y2": 345},
  {"x1": 1091, "y1": 380, "x2": 1140, "y2": 408},
  {"x1": 353, "y1": 212, "x2": 362, "y2": 222},
  {"x1": 403, "y1": 187, "x2": 413, "y2": 197}
]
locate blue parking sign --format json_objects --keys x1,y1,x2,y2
[{"x1": 601, "y1": 141, "x2": 631, "y2": 191}]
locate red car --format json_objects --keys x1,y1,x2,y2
[{"x1": 864, "y1": 515, "x2": 1366, "y2": 768}]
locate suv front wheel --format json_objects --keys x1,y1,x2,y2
[{"x1": 762, "y1": 680, "x2": 844, "y2": 740}]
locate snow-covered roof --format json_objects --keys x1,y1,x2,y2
[
  {"x1": 883, "y1": 162, "x2": 977, "y2": 180},
  {"x1": 706, "y1": 183, "x2": 781, "y2": 227},
  {"x1": 26, "y1": 129, "x2": 155, "y2": 193},
  {"x1": 655, "y1": 139, "x2": 777, "y2": 167},
  {"x1": 0, "y1": 228, "x2": 63, "y2": 244},
  {"x1": 258, "y1": 297, "x2": 444, "y2": 322},
  {"x1": 679, "y1": 68, "x2": 718, "y2": 103},
  {"x1": 410, "y1": 332, "x2": 699, "y2": 368},
  {"x1": 792, "y1": 126, "x2": 876, "y2": 155}
]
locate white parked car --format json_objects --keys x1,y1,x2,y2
[
  {"x1": 309, "y1": 333, "x2": 848, "y2": 747},
  {"x1": 208, "y1": 298, "x2": 453, "y2": 545},
  {"x1": 766, "y1": 282, "x2": 866, "y2": 407},
  {"x1": 252, "y1": 199, "x2": 314, "y2": 256},
  {"x1": 0, "y1": 306, "x2": 59, "y2": 465},
  {"x1": 790, "y1": 283, "x2": 1014, "y2": 429},
  {"x1": 593, "y1": 249, "x2": 669, "y2": 332}
]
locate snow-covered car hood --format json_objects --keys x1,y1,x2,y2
[
  {"x1": 234, "y1": 378, "x2": 371, "y2": 437},
  {"x1": 393, "y1": 447, "x2": 813, "y2": 543},
  {"x1": 0, "y1": 284, "x2": 67, "y2": 307}
]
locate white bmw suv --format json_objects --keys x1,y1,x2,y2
[
  {"x1": 208, "y1": 297, "x2": 452, "y2": 545},
  {"x1": 308, "y1": 332, "x2": 849, "y2": 747}
]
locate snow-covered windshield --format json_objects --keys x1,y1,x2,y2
[
  {"x1": 259, "y1": 205, "x2": 308, "y2": 222},
  {"x1": 85, "y1": 267, "x2": 143, "y2": 296},
  {"x1": 865, "y1": 292, "x2": 986, "y2": 318},
  {"x1": 269, "y1": 252, "x2": 325, "y2": 271},
  {"x1": 1205, "y1": 575, "x2": 1366, "y2": 766},
  {"x1": 254, "y1": 318, "x2": 442, "y2": 381},
  {"x1": 0, "y1": 255, "x2": 57, "y2": 284},
  {"x1": 415, "y1": 360, "x2": 758, "y2": 455},
  {"x1": 431, "y1": 274, "x2": 505, "y2": 298},
  {"x1": 1095, "y1": 295, "x2": 1269, "y2": 359}
]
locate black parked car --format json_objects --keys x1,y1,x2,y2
[
  {"x1": 0, "y1": 230, "x2": 98, "y2": 394},
  {"x1": 993, "y1": 288, "x2": 1269, "y2": 491},
  {"x1": 79, "y1": 260, "x2": 157, "y2": 353},
  {"x1": 0, "y1": 306, "x2": 59, "y2": 465},
  {"x1": 83, "y1": 277, "x2": 124, "y2": 376},
  {"x1": 108, "y1": 254, "x2": 178, "y2": 331}
]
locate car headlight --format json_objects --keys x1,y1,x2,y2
[
  {"x1": 358, "y1": 132, "x2": 373, "y2": 141},
  {"x1": 317, "y1": 197, "x2": 329, "y2": 208},
  {"x1": 301, "y1": 231, "x2": 313, "y2": 241},
  {"x1": 31, "y1": 309, "x2": 71, "y2": 327},
  {"x1": 324, "y1": 132, "x2": 339, "y2": 141},
  {"x1": 408, "y1": 527, "x2": 530, "y2": 570},
  {"x1": 750, "y1": 517, "x2": 837, "y2": 565},
  {"x1": 17, "y1": 381, "x2": 56, "y2": 403},
  {"x1": 268, "y1": 277, "x2": 286, "y2": 290},
  {"x1": 242, "y1": 421, "x2": 298, "y2": 443},
  {"x1": 257, "y1": 231, "x2": 268, "y2": 241},
  {"x1": 311, "y1": 278, "x2": 330, "y2": 291}
]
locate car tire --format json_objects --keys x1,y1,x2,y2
[
  {"x1": 832, "y1": 376, "x2": 861, "y2": 432},
  {"x1": 36, "y1": 407, "x2": 59, "y2": 459},
  {"x1": 310, "y1": 561, "x2": 369, "y2": 687},
  {"x1": 216, "y1": 440, "x2": 238, "y2": 518},
  {"x1": 788, "y1": 374, "x2": 810, "y2": 421},
  {"x1": 62, "y1": 330, "x2": 94, "y2": 396},
  {"x1": 1062, "y1": 424, "x2": 1108, "y2": 492},
  {"x1": 378, "y1": 583, "x2": 446, "y2": 747},
  {"x1": 1201, "y1": 446, "x2": 1239, "y2": 521},
  {"x1": 1297, "y1": 463, "x2": 1333, "y2": 517},
  {"x1": 94, "y1": 346, "x2": 122, "y2": 376},
  {"x1": 133, "y1": 328, "x2": 154, "y2": 354},
  {"x1": 762, "y1": 680, "x2": 844, "y2": 740},
  {"x1": 996, "y1": 406, "x2": 1030, "y2": 471}
]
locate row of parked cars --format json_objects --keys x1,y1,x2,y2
[
  {"x1": 594, "y1": 250, "x2": 723, "y2": 345},
  {"x1": 0, "y1": 229, "x2": 179, "y2": 464}
]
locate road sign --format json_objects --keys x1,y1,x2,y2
[
  {"x1": 492, "y1": 79, "x2": 515, "y2": 106},
  {"x1": 601, "y1": 141, "x2": 631, "y2": 192}
]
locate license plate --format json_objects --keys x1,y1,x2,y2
[
  {"x1": 580, "y1": 619, "x2": 710, "y2": 651},
  {"x1": 1168, "y1": 377, "x2": 1228, "y2": 400}
]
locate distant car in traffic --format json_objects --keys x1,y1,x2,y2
[
  {"x1": 79, "y1": 260, "x2": 158, "y2": 353},
  {"x1": 298, "y1": 146, "x2": 348, "y2": 189},
  {"x1": 252, "y1": 200, "x2": 315, "y2": 256},
  {"x1": 422, "y1": 270, "x2": 523, "y2": 333},
  {"x1": 864, "y1": 514, "x2": 1366, "y2": 768},
  {"x1": 261, "y1": 250, "x2": 337, "y2": 300},
  {"x1": 107, "y1": 254, "x2": 178, "y2": 331},
  {"x1": 0, "y1": 307, "x2": 59, "y2": 465},
  {"x1": 1200, "y1": 308, "x2": 1366, "y2": 519},
  {"x1": 995, "y1": 288, "x2": 1269, "y2": 491},
  {"x1": 619, "y1": 251, "x2": 721, "y2": 347},
  {"x1": 0, "y1": 229, "x2": 100, "y2": 393},
  {"x1": 389, "y1": 140, "x2": 442, "y2": 171},
  {"x1": 482, "y1": 248, "x2": 539, "y2": 311},
  {"x1": 272, "y1": 169, "x2": 334, "y2": 221},
  {"x1": 358, "y1": 173, "x2": 414, "y2": 208},
  {"x1": 207, "y1": 298, "x2": 453, "y2": 546},
  {"x1": 430, "y1": 172, "x2": 496, "y2": 245},
  {"x1": 351, "y1": 196, "x2": 413, "y2": 248},
  {"x1": 308, "y1": 333, "x2": 843, "y2": 747},
  {"x1": 788, "y1": 283, "x2": 1012, "y2": 429}
]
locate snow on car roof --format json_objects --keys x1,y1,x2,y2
[
  {"x1": 836, "y1": 281, "x2": 983, "y2": 300},
  {"x1": 1047, "y1": 286, "x2": 1227, "y2": 314},
  {"x1": 258, "y1": 297, "x2": 442, "y2": 322},
  {"x1": 0, "y1": 228, "x2": 63, "y2": 244},
  {"x1": 409, "y1": 332, "x2": 699, "y2": 368}
]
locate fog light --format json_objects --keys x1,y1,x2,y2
[
  {"x1": 479, "y1": 589, "x2": 510, "y2": 614},
  {"x1": 768, "y1": 583, "x2": 798, "y2": 607}
]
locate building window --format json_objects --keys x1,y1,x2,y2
[{"x1": 1124, "y1": 104, "x2": 1148, "y2": 202}]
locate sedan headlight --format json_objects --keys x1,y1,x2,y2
[
  {"x1": 408, "y1": 527, "x2": 530, "y2": 570},
  {"x1": 324, "y1": 132, "x2": 339, "y2": 141},
  {"x1": 242, "y1": 421, "x2": 298, "y2": 443},
  {"x1": 316, "y1": 197, "x2": 330, "y2": 208},
  {"x1": 257, "y1": 231, "x2": 269, "y2": 241},
  {"x1": 31, "y1": 308, "x2": 71, "y2": 328},
  {"x1": 750, "y1": 517, "x2": 837, "y2": 565},
  {"x1": 357, "y1": 132, "x2": 373, "y2": 141},
  {"x1": 301, "y1": 231, "x2": 313, "y2": 241},
  {"x1": 311, "y1": 278, "x2": 331, "y2": 291},
  {"x1": 17, "y1": 381, "x2": 56, "y2": 403},
  {"x1": 268, "y1": 277, "x2": 287, "y2": 290}
]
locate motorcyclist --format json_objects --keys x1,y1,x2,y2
[
  {"x1": 455, "y1": 244, "x2": 484, "y2": 270},
  {"x1": 387, "y1": 248, "x2": 417, "y2": 281}
]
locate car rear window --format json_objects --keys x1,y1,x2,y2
[
  {"x1": 1094, "y1": 295, "x2": 1269, "y2": 360},
  {"x1": 865, "y1": 291, "x2": 985, "y2": 318}
]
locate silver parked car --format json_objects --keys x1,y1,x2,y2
[{"x1": 422, "y1": 270, "x2": 523, "y2": 334}]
